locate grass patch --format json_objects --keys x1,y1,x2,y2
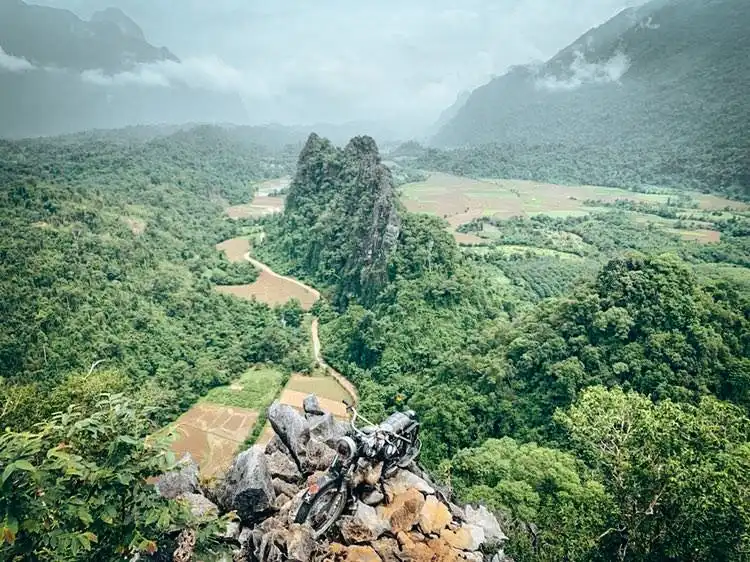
[{"x1": 202, "y1": 367, "x2": 286, "y2": 410}]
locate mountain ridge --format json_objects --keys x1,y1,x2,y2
[
  {"x1": 431, "y1": 0, "x2": 750, "y2": 197},
  {"x1": 0, "y1": 1, "x2": 248, "y2": 137}
]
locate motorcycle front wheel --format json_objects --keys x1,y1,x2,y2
[{"x1": 295, "y1": 479, "x2": 348, "y2": 539}]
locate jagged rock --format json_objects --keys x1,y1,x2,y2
[
  {"x1": 268, "y1": 451, "x2": 302, "y2": 482},
  {"x1": 459, "y1": 552, "x2": 483, "y2": 562},
  {"x1": 287, "y1": 524, "x2": 316, "y2": 562},
  {"x1": 396, "y1": 532, "x2": 460, "y2": 562},
  {"x1": 272, "y1": 477, "x2": 299, "y2": 498},
  {"x1": 155, "y1": 453, "x2": 199, "y2": 499},
  {"x1": 273, "y1": 493, "x2": 291, "y2": 510},
  {"x1": 172, "y1": 529, "x2": 197, "y2": 562},
  {"x1": 303, "y1": 394, "x2": 325, "y2": 417},
  {"x1": 238, "y1": 527, "x2": 252, "y2": 545},
  {"x1": 448, "y1": 502, "x2": 466, "y2": 522},
  {"x1": 353, "y1": 460, "x2": 383, "y2": 488},
  {"x1": 440, "y1": 525, "x2": 485, "y2": 551},
  {"x1": 265, "y1": 434, "x2": 291, "y2": 456},
  {"x1": 377, "y1": 488, "x2": 425, "y2": 534},
  {"x1": 268, "y1": 401, "x2": 310, "y2": 470},
  {"x1": 384, "y1": 469, "x2": 435, "y2": 501},
  {"x1": 339, "y1": 502, "x2": 390, "y2": 544},
  {"x1": 224, "y1": 521, "x2": 241, "y2": 541},
  {"x1": 309, "y1": 412, "x2": 348, "y2": 448},
  {"x1": 220, "y1": 446, "x2": 276, "y2": 524},
  {"x1": 362, "y1": 489, "x2": 385, "y2": 506},
  {"x1": 464, "y1": 505, "x2": 507, "y2": 543},
  {"x1": 371, "y1": 537, "x2": 400, "y2": 562},
  {"x1": 177, "y1": 493, "x2": 218, "y2": 519},
  {"x1": 410, "y1": 531, "x2": 426, "y2": 542},
  {"x1": 418, "y1": 495, "x2": 452, "y2": 535},
  {"x1": 306, "y1": 438, "x2": 337, "y2": 472},
  {"x1": 327, "y1": 543, "x2": 382, "y2": 562}
]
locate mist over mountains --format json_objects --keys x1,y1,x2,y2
[
  {"x1": 0, "y1": 0, "x2": 247, "y2": 137},
  {"x1": 431, "y1": 0, "x2": 749, "y2": 196}
]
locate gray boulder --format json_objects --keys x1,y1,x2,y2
[
  {"x1": 339, "y1": 501, "x2": 390, "y2": 544},
  {"x1": 220, "y1": 446, "x2": 276, "y2": 524},
  {"x1": 464, "y1": 505, "x2": 507, "y2": 543},
  {"x1": 287, "y1": 524, "x2": 316, "y2": 562},
  {"x1": 177, "y1": 492, "x2": 218, "y2": 519},
  {"x1": 267, "y1": 450, "x2": 302, "y2": 482},
  {"x1": 309, "y1": 412, "x2": 348, "y2": 448},
  {"x1": 303, "y1": 394, "x2": 324, "y2": 417},
  {"x1": 264, "y1": 434, "x2": 290, "y2": 456},
  {"x1": 224, "y1": 520, "x2": 241, "y2": 541},
  {"x1": 305, "y1": 438, "x2": 337, "y2": 472},
  {"x1": 155, "y1": 453, "x2": 199, "y2": 499},
  {"x1": 268, "y1": 401, "x2": 310, "y2": 471},
  {"x1": 272, "y1": 477, "x2": 299, "y2": 499}
]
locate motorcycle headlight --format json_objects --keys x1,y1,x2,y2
[{"x1": 336, "y1": 436, "x2": 357, "y2": 464}]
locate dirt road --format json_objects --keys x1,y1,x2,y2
[{"x1": 242, "y1": 252, "x2": 358, "y2": 406}]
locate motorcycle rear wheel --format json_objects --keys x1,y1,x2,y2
[{"x1": 295, "y1": 479, "x2": 348, "y2": 539}]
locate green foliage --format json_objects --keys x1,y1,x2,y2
[
  {"x1": 556, "y1": 386, "x2": 750, "y2": 561},
  {"x1": 201, "y1": 368, "x2": 285, "y2": 410},
  {"x1": 450, "y1": 437, "x2": 613, "y2": 561},
  {"x1": 498, "y1": 254, "x2": 750, "y2": 439},
  {"x1": 0, "y1": 128, "x2": 308, "y2": 430},
  {"x1": 0, "y1": 393, "x2": 228, "y2": 561}
]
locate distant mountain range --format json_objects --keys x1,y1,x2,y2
[
  {"x1": 432, "y1": 0, "x2": 750, "y2": 196},
  {"x1": 0, "y1": 0, "x2": 247, "y2": 137}
]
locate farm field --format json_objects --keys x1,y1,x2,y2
[
  {"x1": 224, "y1": 177, "x2": 290, "y2": 219},
  {"x1": 167, "y1": 368, "x2": 285, "y2": 476},
  {"x1": 215, "y1": 238, "x2": 320, "y2": 310},
  {"x1": 216, "y1": 237, "x2": 250, "y2": 262},
  {"x1": 400, "y1": 172, "x2": 747, "y2": 245}
]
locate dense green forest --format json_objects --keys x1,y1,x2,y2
[
  {"x1": 0, "y1": 127, "x2": 318, "y2": 559},
  {"x1": 258, "y1": 133, "x2": 750, "y2": 561},
  {"x1": 3, "y1": 126, "x2": 750, "y2": 560},
  {"x1": 430, "y1": 0, "x2": 750, "y2": 200}
]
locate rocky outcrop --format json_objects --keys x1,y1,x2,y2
[
  {"x1": 155, "y1": 453, "x2": 200, "y2": 499},
  {"x1": 276, "y1": 134, "x2": 403, "y2": 306},
  {"x1": 155, "y1": 396, "x2": 509, "y2": 562},
  {"x1": 220, "y1": 446, "x2": 276, "y2": 524}
]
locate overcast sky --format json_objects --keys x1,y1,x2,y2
[{"x1": 33, "y1": 0, "x2": 646, "y2": 131}]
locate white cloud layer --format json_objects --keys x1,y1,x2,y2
[
  {"x1": 81, "y1": 56, "x2": 269, "y2": 95},
  {"x1": 0, "y1": 47, "x2": 34, "y2": 72},
  {"x1": 31, "y1": 0, "x2": 649, "y2": 132},
  {"x1": 535, "y1": 51, "x2": 631, "y2": 91}
]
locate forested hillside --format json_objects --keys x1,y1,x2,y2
[
  {"x1": 0, "y1": 126, "x2": 303, "y2": 433},
  {"x1": 432, "y1": 0, "x2": 750, "y2": 199},
  {"x1": 258, "y1": 133, "x2": 750, "y2": 561}
]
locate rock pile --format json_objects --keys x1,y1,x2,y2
[{"x1": 156, "y1": 395, "x2": 508, "y2": 562}]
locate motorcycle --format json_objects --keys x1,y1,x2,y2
[{"x1": 294, "y1": 400, "x2": 421, "y2": 538}]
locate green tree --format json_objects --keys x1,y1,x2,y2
[
  {"x1": 0, "y1": 394, "x2": 226, "y2": 561},
  {"x1": 556, "y1": 386, "x2": 750, "y2": 561},
  {"x1": 449, "y1": 437, "x2": 613, "y2": 562}
]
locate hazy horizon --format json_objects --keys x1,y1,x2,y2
[{"x1": 27, "y1": 0, "x2": 647, "y2": 136}]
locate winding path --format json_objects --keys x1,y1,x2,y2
[{"x1": 241, "y1": 252, "x2": 358, "y2": 406}]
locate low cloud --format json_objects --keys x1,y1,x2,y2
[
  {"x1": 0, "y1": 47, "x2": 35, "y2": 72},
  {"x1": 81, "y1": 56, "x2": 268, "y2": 96},
  {"x1": 535, "y1": 50, "x2": 631, "y2": 91}
]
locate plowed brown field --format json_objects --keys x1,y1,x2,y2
[{"x1": 170, "y1": 403, "x2": 258, "y2": 477}]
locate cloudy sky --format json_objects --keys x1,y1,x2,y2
[{"x1": 32, "y1": 0, "x2": 646, "y2": 131}]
